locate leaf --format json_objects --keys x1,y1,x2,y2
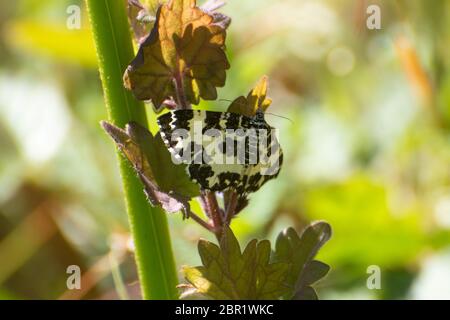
[
  {"x1": 127, "y1": 0, "x2": 156, "y2": 44},
  {"x1": 124, "y1": 0, "x2": 230, "y2": 111},
  {"x1": 301, "y1": 260, "x2": 330, "y2": 287},
  {"x1": 227, "y1": 76, "x2": 273, "y2": 117},
  {"x1": 293, "y1": 286, "x2": 318, "y2": 300},
  {"x1": 274, "y1": 222, "x2": 332, "y2": 300},
  {"x1": 201, "y1": 0, "x2": 226, "y2": 12},
  {"x1": 201, "y1": 0, "x2": 232, "y2": 30},
  {"x1": 182, "y1": 227, "x2": 289, "y2": 300},
  {"x1": 254, "y1": 240, "x2": 291, "y2": 299},
  {"x1": 141, "y1": 0, "x2": 162, "y2": 13},
  {"x1": 101, "y1": 121, "x2": 200, "y2": 215}
]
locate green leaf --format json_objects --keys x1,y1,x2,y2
[
  {"x1": 5, "y1": 20, "x2": 97, "y2": 67},
  {"x1": 101, "y1": 121, "x2": 200, "y2": 214},
  {"x1": 293, "y1": 286, "x2": 318, "y2": 300},
  {"x1": 274, "y1": 222, "x2": 332, "y2": 300},
  {"x1": 301, "y1": 260, "x2": 330, "y2": 286},
  {"x1": 123, "y1": 0, "x2": 230, "y2": 110},
  {"x1": 182, "y1": 227, "x2": 289, "y2": 300},
  {"x1": 254, "y1": 240, "x2": 291, "y2": 299}
]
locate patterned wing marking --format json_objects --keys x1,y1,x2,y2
[{"x1": 157, "y1": 109, "x2": 283, "y2": 194}]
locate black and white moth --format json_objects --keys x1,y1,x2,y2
[{"x1": 157, "y1": 109, "x2": 283, "y2": 197}]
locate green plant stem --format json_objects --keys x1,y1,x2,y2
[{"x1": 86, "y1": 0, "x2": 178, "y2": 300}]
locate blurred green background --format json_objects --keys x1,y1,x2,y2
[{"x1": 0, "y1": 0, "x2": 449, "y2": 300}]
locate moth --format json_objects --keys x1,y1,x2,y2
[{"x1": 157, "y1": 109, "x2": 283, "y2": 198}]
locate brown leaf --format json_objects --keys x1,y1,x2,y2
[
  {"x1": 127, "y1": 0, "x2": 155, "y2": 44},
  {"x1": 138, "y1": 170, "x2": 191, "y2": 215},
  {"x1": 227, "y1": 76, "x2": 273, "y2": 117},
  {"x1": 101, "y1": 121, "x2": 200, "y2": 216},
  {"x1": 124, "y1": 0, "x2": 230, "y2": 111},
  {"x1": 201, "y1": 0, "x2": 231, "y2": 30}
]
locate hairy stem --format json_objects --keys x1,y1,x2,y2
[
  {"x1": 201, "y1": 191, "x2": 223, "y2": 239},
  {"x1": 224, "y1": 191, "x2": 238, "y2": 226},
  {"x1": 173, "y1": 72, "x2": 190, "y2": 109},
  {"x1": 189, "y1": 211, "x2": 216, "y2": 233},
  {"x1": 86, "y1": 0, "x2": 178, "y2": 300}
]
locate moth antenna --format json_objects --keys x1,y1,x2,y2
[{"x1": 265, "y1": 113, "x2": 294, "y2": 124}]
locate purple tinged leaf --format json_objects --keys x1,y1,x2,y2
[
  {"x1": 127, "y1": 0, "x2": 156, "y2": 44},
  {"x1": 101, "y1": 121, "x2": 199, "y2": 217},
  {"x1": 201, "y1": 0, "x2": 226, "y2": 12}
]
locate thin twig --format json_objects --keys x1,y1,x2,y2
[
  {"x1": 201, "y1": 190, "x2": 223, "y2": 239},
  {"x1": 199, "y1": 193, "x2": 211, "y2": 219},
  {"x1": 224, "y1": 190, "x2": 238, "y2": 226},
  {"x1": 173, "y1": 72, "x2": 189, "y2": 109},
  {"x1": 189, "y1": 211, "x2": 216, "y2": 233}
]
